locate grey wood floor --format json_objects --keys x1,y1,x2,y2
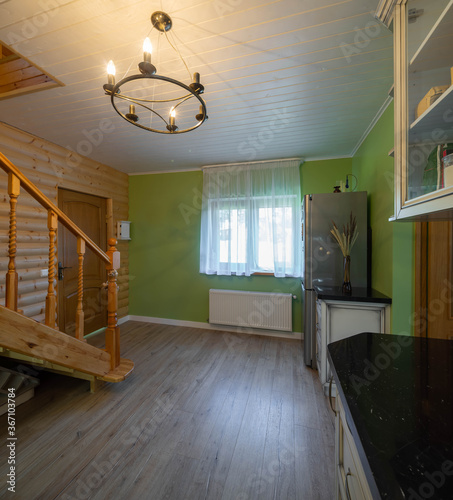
[{"x1": 0, "y1": 322, "x2": 335, "y2": 500}]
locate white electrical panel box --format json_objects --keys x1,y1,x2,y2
[{"x1": 117, "y1": 221, "x2": 131, "y2": 240}]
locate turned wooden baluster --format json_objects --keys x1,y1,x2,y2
[
  {"x1": 75, "y1": 237, "x2": 86, "y2": 341},
  {"x1": 6, "y1": 173, "x2": 20, "y2": 311},
  {"x1": 105, "y1": 238, "x2": 120, "y2": 370},
  {"x1": 45, "y1": 210, "x2": 58, "y2": 327}
]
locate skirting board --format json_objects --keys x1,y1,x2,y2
[
  {"x1": 83, "y1": 315, "x2": 131, "y2": 339},
  {"x1": 126, "y1": 315, "x2": 302, "y2": 340}
]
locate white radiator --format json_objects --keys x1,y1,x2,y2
[{"x1": 209, "y1": 289, "x2": 292, "y2": 332}]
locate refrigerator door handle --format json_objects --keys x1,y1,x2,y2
[
  {"x1": 303, "y1": 195, "x2": 313, "y2": 290},
  {"x1": 303, "y1": 289, "x2": 316, "y2": 367}
]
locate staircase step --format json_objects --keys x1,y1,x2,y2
[
  {"x1": 0, "y1": 306, "x2": 134, "y2": 385},
  {"x1": 101, "y1": 358, "x2": 135, "y2": 383}
]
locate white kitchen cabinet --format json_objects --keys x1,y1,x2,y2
[
  {"x1": 335, "y1": 394, "x2": 374, "y2": 500},
  {"x1": 379, "y1": 0, "x2": 453, "y2": 220},
  {"x1": 316, "y1": 298, "x2": 390, "y2": 394}
]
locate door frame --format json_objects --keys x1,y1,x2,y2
[
  {"x1": 56, "y1": 188, "x2": 113, "y2": 333},
  {"x1": 414, "y1": 222, "x2": 427, "y2": 338},
  {"x1": 415, "y1": 221, "x2": 453, "y2": 339}
]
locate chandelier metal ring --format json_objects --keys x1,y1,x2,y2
[
  {"x1": 103, "y1": 11, "x2": 208, "y2": 135},
  {"x1": 109, "y1": 74, "x2": 207, "y2": 134}
]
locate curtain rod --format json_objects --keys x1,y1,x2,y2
[{"x1": 201, "y1": 157, "x2": 303, "y2": 170}]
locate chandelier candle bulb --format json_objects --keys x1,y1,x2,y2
[
  {"x1": 143, "y1": 37, "x2": 152, "y2": 63},
  {"x1": 107, "y1": 60, "x2": 115, "y2": 85},
  {"x1": 193, "y1": 72, "x2": 200, "y2": 84},
  {"x1": 170, "y1": 108, "x2": 176, "y2": 126}
]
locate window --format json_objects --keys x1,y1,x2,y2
[{"x1": 200, "y1": 160, "x2": 302, "y2": 277}]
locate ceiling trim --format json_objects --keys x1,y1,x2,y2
[
  {"x1": 201, "y1": 157, "x2": 303, "y2": 170},
  {"x1": 128, "y1": 168, "x2": 202, "y2": 176}
]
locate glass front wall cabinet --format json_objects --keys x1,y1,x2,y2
[{"x1": 393, "y1": 0, "x2": 453, "y2": 219}]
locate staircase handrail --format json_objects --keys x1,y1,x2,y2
[
  {"x1": 0, "y1": 151, "x2": 110, "y2": 263},
  {"x1": 0, "y1": 151, "x2": 122, "y2": 370}
]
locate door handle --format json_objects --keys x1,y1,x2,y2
[{"x1": 58, "y1": 262, "x2": 72, "y2": 281}]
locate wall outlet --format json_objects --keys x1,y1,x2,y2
[{"x1": 40, "y1": 268, "x2": 48, "y2": 277}]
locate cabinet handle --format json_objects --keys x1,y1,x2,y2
[
  {"x1": 345, "y1": 469, "x2": 352, "y2": 500},
  {"x1": 328, "y1": 375, "x2": 337, "y2": 416}
]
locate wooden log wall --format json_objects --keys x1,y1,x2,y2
[{"x1": 0, "y1": 122, "x2": 129, "y2": 323}]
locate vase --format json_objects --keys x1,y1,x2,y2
[{"x1": 342, "y1": 255, "x2": 352, "y2": 294}]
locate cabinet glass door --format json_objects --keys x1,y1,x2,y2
[{"x1": 406, "y1": 0, "x2": 453, "y2": 202}]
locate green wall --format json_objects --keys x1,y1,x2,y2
[
  {"x1": 129, "y1": 119, "x2": 414, "y2": 336},
  {"x1": 352, "y1": 102, "x2": 414, "y2": 335},
  {"x1": 129, "y1": 158, "x2": 351, "y2": 333},
  {"x1": 301, "y1": 157, "x2": 352, "y2": 195}
]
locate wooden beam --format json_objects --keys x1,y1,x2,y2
[
  {"x1": 0, "y1": 55, "x2": 20, "y2": 66},
  {"x1": 0, "y1": 65, "x2": 39, "y2": 86},
  {"x1": 0, "y1": 80, "x2": 60, "y2": 101},
  {"x1": 106, "y1": 198, "x2": 113, "y2": 240},
  {"x1": 0, "y1": 74, "x2": 53, "y2": 94}
]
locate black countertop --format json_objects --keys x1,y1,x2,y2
[
  {"x1": 314, "y1": 285, "x2": 392, "y2": 303},
  {"x1": 328, "y1": 332, "x2": 453, "y2": 499}
]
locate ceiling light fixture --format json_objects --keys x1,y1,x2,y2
[{"x1": 103, "y1": 11, "x2": 207, "y2": 134}]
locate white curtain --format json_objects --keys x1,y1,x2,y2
[{"x1": 200, "y1": 159, "x2": 302, "y2": 277}]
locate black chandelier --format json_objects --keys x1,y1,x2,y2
[{"x1": 103, "y1": 11, "x2": 207, "y2": 134}]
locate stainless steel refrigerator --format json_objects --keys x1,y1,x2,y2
[{"x1": 302, "y1": 191, "x2": 369, "y2": 367}]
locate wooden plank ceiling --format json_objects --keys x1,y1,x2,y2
[
  {"x1": 0, "y1": 43, "x2": 61, "y2": 99},
  {"x1": 0, "y1": 0, "x2": 393, "y2": 173}
]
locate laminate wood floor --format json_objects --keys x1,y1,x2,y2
[{"x1": 0, "y1": 322, "x2": 335, "y2": 500}]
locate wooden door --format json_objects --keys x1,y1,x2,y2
[
  {"x1": 57, "y1": 189, "x2": 107, "y2": 335},
  {"x1": 415, "y1": 221, "x2": 453, "y2": 340}
]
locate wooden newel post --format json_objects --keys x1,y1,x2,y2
[
  {"x1": 45, "y1": 210, "x2": 58, "y2": 328},
  {"x1": 75, "y1": 237, "x2": 86, "y2": 341},
  {"x1": 6, "y1": 173, "x2": 20, "y2": 311},
  {"x1": 105, "y1": 238, "x2": 120, "y2": 370}
]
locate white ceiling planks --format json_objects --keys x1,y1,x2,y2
[{"x1": 0, "y1": 0, "x2": 393, "y2": 173}]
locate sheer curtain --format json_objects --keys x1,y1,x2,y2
[{"x1": 199, "y1": 159, "x2": 302, "y2": 277}]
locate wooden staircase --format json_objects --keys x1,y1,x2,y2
[{"x1": 0, "y1": 151, "x2": 134, "y2": 389}]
